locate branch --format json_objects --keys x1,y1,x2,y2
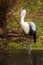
[{"x1": 0, "y1": 31, "x2": 33, "y2": 43}]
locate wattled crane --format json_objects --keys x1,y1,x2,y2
[
  {"x1": 19, "y1": 9, "x2": 36, "y2": 64},
  {"x1": 19, "y1": 9, "x2": 36, "y2": 43}
]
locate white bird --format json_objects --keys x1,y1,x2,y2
[{"x1": 19, "y1": 9, "x2": 36, "y2": 43}]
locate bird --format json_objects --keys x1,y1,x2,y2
[{"x1": 19, "y1": 9, "x2": 36, "y2": 43}]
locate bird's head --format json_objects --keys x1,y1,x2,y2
[{"x1": 19, "y1": 9, "x2": 26, "y2": 17}]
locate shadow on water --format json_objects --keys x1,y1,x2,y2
[
  {"x1": 0, "y1": 47, "x2": 33, "y2": 65},
  {"x1": 0, "y1": 47, "x2": 43, "y2": 65}
]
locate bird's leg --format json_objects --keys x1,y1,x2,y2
[
  {"x1": 29, "y1": 36, "x2": 32, "y2": 44},
  {"x1": 28, "y1": 37, "x2": 32, "y2": 54},
  {"x1": 28, "y1": 37, "x2": 32, "y2": 65}
]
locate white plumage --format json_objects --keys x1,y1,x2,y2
[
  {"x1": 28, "y1": 22, "x2": 36, "y2": 31},
  {"x1": 20, "y1": 9, "x2": 36, "y2": 43},
  {"x1": 21, "y1": 21, "x2": 30, "y2": 34}
]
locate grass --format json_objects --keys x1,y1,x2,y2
[{"x1": 8, "y1": 42, "x2": 22, "y2": 49}]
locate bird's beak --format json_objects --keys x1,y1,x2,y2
[
  {"x1": 19, "y1": 11, "x2": 21, "y2": 15},
  {"x1": 12, "y1": 10, "x2": 21, "y2": 16},
  {"x1": 19, "y1": 10, "x2": 22, "y2": 15}
]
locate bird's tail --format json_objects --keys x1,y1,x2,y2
[{"x1": 33, "y1": 31, "x2": 36, "y2": 43}]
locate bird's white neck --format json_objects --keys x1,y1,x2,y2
[{"x1": 21, "y1": 15, "x2": 25, "y2": 24}]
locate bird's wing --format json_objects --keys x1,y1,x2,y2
[{"x1": 29, "y1": 22, "x2": 36, "y2": 31}]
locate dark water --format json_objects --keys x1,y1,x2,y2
[{"x1": 0, "y1": 48, "x2": 43, "y2": 65}]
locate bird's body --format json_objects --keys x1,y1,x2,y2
[
  {"x1": 21, "y1": 21, "x2": 30, "y2": 34},
  {"x1": 20, "y1": 9, "x2": 36, "y2": 43}
]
